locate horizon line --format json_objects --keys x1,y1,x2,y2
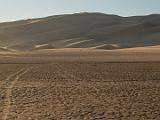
[{"x1": 0, "y1": 12, "x2": 160, "y2": 23}]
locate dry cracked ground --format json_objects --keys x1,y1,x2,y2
[{"x1": 0, "y1": 57, "x2": 160, "y2": 120}]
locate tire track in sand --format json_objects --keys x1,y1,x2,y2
[{"x1": 1, "y1": 67, "x2": 32, "y2": 120}]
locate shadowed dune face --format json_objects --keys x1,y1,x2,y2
[{"x1": 0, "y1": 13, "x2": 160, "y2": 51}]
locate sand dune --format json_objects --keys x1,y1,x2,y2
[
  {"x1": 27, "y1": 19, "x2": 42, "y2": 24},
  {"x1": 90, "y1": 44, "x2": 121, "y2": 49},
  {"x1": 0, "y1": 47, "x2": 13, "y2": 52},
  {"x1": 115, "y1": 45, "x2": 160, "y2": 52},
  {"x1": 0, "y1": 13, "x2": 160, "y2": 51},
  {"x1": 65, "y1": 39, "x2": 93, "y2": 47}
]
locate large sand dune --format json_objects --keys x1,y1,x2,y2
[{"x1": 0, "y1": 13, "x2": 160, "y2": 51}]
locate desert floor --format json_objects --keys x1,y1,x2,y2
[{"x1": 0, "y1": 48, "x2": 160, "y2": 120}]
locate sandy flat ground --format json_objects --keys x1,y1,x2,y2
[
  {"x1": 1, "y1": 47, "x2": 160, "y2": 63},
  {"x1": 0, "y1": 48, "x2": 160, "y2": 120}
]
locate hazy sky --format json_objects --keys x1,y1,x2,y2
[{"x1": 0, "y1": 0, "x2": 160, "y2": 22}]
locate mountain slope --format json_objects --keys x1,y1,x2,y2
[{"x1": 0, "y1": 13, "x2": 160, "y2": 51}]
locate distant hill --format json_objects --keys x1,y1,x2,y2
[{"x1": 0, "y1": 12, "x2": 160, "y2": 51}]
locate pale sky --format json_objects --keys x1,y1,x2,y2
[{"x1": 0, "y1": 0, "x2": 160, "y2": 22}]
